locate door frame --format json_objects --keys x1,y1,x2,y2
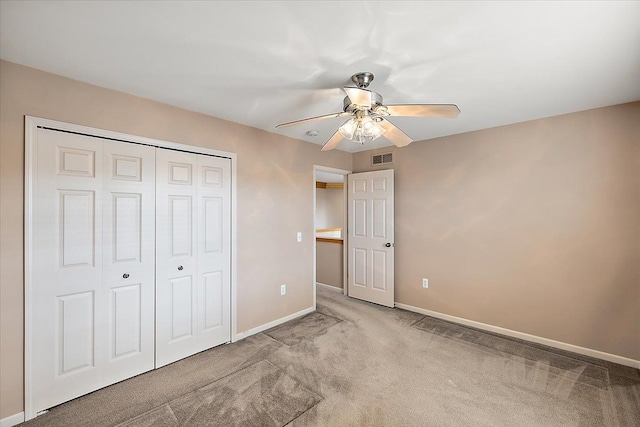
[
  {"x1": 312, "y1": 165, "x2": 351, "y2": 309},
  {"x1": 24, "y1": 116, "x2": 238, "y2": 420}
]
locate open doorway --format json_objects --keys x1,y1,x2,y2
[{"x1": 313, "y1": 166, "x2": 350, "y2": 308}]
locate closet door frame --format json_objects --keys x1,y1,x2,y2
[{"x1": 24, "y1": 116, "x2": 238, "y2": 421}]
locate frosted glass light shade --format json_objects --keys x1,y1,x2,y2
[{"x1": 339, "y1": 116, "x2": 386, "y2": 144}]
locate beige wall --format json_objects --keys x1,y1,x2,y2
[
  {"x1": 0, "y1": 60, "x2": 352, "y2": 418},
  {"x1": 316, "y1": 241, "x2": 344, "y2": 289},
  {"x1": 353, "y1": 102, "x2": 640, "y2": 361},
  {"x1": 315, "y1": 187, "x2": 344, "y2": 230}
]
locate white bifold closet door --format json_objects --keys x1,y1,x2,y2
[
  {"x1": 31, "y1": 129, "x2": 156, "y2": 413},
  {"x1": 155, "y1": 148, "x2": 231, "y2": 367}
]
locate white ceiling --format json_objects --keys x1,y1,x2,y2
[
  {"x1": 316, "y1": 171, "x2": 345, "y2": 184},
  {"x1": 1, "y1": 1, "x2": 639, "y2": 153}
]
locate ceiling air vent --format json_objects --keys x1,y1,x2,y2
[{"x1": 372, "y1": 152, "x2": 393, "y2": 166}]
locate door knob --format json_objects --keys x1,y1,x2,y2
[
  {"x1": 123, "y1": 273, "x2": 130, "y2": 279},
  {"x1": 385, "y1": 243, "x2": 392, "y2": 248},
  {"x1": 178, "y1": 265, "x2": 184, "y2": 271}
]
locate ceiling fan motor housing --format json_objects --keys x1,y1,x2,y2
[{"x1": 342, "y1": 91, "x2": 383, "y2": 113}]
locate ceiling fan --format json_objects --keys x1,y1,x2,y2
[{"x1": 276, "y1": 72, "x2": 460, "y2": 151}]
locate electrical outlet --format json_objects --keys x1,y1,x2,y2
[
  {"x1": 296, "y1": 232, "x2": 302, "y2": 243},
  {"x1": 280, "y1": 284, "x2": 286, "y2": 295},
  {"x1": 422, "y1": 278, "x2": 429, "y2": 288}
]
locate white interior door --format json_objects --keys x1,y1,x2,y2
[
  {"x1": 29, "y1": 129, "x2": 155, "y2": 415},
  {"x1": 347, "y1": 169, "x2": 395, "y2": 307},
  {"x1": 155, "y1": 148, "x2": 231, "y2": 367}
]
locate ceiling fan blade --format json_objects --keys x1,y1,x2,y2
[
  {"x1": 385, "y1": 104, "x2": 460, "y2": 118},
  {"x1": 343, "y1": 87, "x2": 373, "y2": 108},
  {"x1": 379, "y1": 119, "x2": 413, "y2": 147},
  {"x1": 276, "y1": 112, "x2": 348, "y2": 128},
  {"x1": 321, "y1": 130, "x2": 344, "y2": 151}
]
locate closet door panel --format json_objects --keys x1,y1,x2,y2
[
  {"x1": 102, "y1": 141, "x2": 156, "y2": 379},
  {"x1": 196, "y1": 155, "x2": 231, "y2": 350},
  {"x1": 156, "y1": 150, "x2": 231, "y2": 366},
  {"x1": 156, "y1": 149, "x2": 199, "y2": 367},
  {"x1": 32, "y1": 129, "x2": 104, "y2": 413}
]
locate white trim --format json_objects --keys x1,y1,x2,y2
[
  {"x1": 316, "y1": 282, "x2": 343, "y2": 292},
  {"x1": 24, "y1": 116, "x2": 239, "y2": 419},
  {"x1": 230, "y1": 150, "x2": 239, "y2": 343},
  {"x1": 0, "y1": 412, "x2": 25, "y2": 427},
  {"x1": 340, "y1": 172, "x2": 348, "y2": 298},
  {"x1": 24, "y1": 117, "x2": 37, "y2": 420},
  {"x1": 313, "y1": 165, "x2": 353, "y2": 176},
  {"x1": 395, "y1": 302, "x2": 640, "y2": 369},
  {"x1": 234, "y1": 306, "x2": 315, "y2": 341}
]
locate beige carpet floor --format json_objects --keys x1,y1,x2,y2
[{"x1": 22, "y1": 287, "x2": 639, "y2": 426}]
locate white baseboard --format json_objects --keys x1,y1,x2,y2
[
  {"x1": 395, "y1": 302, "x2": 640, "y2": 369},
  {"x1": 233, "y1": 306, "x2": 315, "y2": 342},
  {"x1": 316, "y1": 282, "x2": 343, "y2": 292},
  {"x1": 0, "y1": 412, "x2": 24, "y2": 427}
]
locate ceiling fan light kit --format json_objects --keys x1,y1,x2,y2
[
  {"x1": 338, "y1": 111, "x2": 387, "y2": 144},
  {"x1": 275, "y1": 72, "x2": 460, "y2": 151}
]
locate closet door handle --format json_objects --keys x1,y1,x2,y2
[
  {"x1": 178, "y1": 265, "x2": 184, "y2": 271},
  {"x1": 123, "y1": 273, "x2": 130, "y2": 279}
]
